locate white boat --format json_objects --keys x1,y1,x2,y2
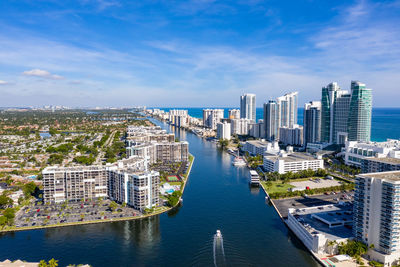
[
  {"x1": 232, "y1": 156, "x2": 246, "y2": 166},
  {"x1": 215, "y1": 230, "x2": 222, "y2": 238}
]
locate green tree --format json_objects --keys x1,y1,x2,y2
[
  {"x1": 0, "y1": 194, "x2": 12, "y2": 209},
  {"x1": 109, "y1": 201, "x2": 118, "y2": 211},
  {"x1": 3, "y1": 208, "x2": 15, "y2": 225},
  {"x1": 38, "y1": 260, "x2": 48, "y2": 267},
  {"x1": 23, "y1": 181, "x2": 37, "y2": 197},
  {"x1": 0, "y1": 216, "x2": 7, "y2": 226}
]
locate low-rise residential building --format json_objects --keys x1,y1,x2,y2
[
  {"x1": 243, "y1": 140, "x2": 270, "y2": 156},
  {"x1": 287, "y1": 204, "x2": 353, "y2": 254},
  {"x1": 344, "y1": 139, "x2": 400, "y2": 167},
  {"x1": 263, "y1": 152, "x2": 323, "y2": 174}
]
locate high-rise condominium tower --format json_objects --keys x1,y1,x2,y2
[
  {"x1": 321, "y1": 81, "x2": 372, "y2": 144},
  {"x1": 263, "y1": 92, "x2": 298, "y2": 141},
  {"x1": 263, "y1": 100, "x2": 279, "y2": 141},
  {"x1": 240, "y1": 93, "x2": 256, "y2": 122},
  {"x1": 303, "y1": 101, "x2": 321, "y2": 145},
  {"x1": 347, "y1": 81, "x2": 372, "y2": 142},
  {"x1": 277, "y1": 92, "x2": 298, "y2": 128}
]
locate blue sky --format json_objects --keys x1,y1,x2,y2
[{"x1": 0, "y1": 0, "x2": 399, "y2": 107}]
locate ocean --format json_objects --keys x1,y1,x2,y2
[{"x1": 154, "y1": 107, "x2": 400, "y2": 142}]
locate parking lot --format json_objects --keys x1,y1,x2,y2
[
  {"x1": 14, "y1": 199, "x2": 143, "y2": 228},
  {"x1": 290, "y1": 178, "x2": 342, "y2": 189},
  {"x1": 273, "y1": 192, "x2": 354, "y2": 219}
]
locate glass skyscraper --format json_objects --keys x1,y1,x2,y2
[
  {"x1": 347, "y1": 81, "x2": 372, "y2": 142},
  {"x1": 240, "y1": 93, "x2": 256, "y2": 122}
]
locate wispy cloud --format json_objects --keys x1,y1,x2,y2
[
  {"x1": 22, "y1": 69, "x2": 64, "y2": 80},
  {"x1": 0, "y1": 80, "x2": 8, "y2": 85}
]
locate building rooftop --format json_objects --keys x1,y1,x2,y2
[
  {"x1": 265, "y1": 152, "x2": 319, "y2": 162},
  {"x1": 359, "y1": 171, "x2": 400, "y2": 182},
  {"x1": 246, "y1": 140, "x2": 269, "y2": 147}
]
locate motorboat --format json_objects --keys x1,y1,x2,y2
[
  {"x1": 215, "y1": 230, "x2": 222, "y2": 238},
  {"x1": 232, "y1": 156, "x2": 246, "y2": 166}
]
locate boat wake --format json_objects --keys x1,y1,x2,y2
[{"x1": 213, "y1": 230, "x2": 226, "y2": 267}]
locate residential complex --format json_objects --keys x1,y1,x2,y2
[
  {"x1": 362, "y1": 157, "x2": 400, "y2": 173},
  {"x1": 263, "y1": 151, "x2": 323, "y2": 174},
  {"x1": 231, "y1": 118, "x2": 251, "y2": 135},
  {"x1": 263, "y1": 100, "x2": 279, "y2": 141},
  {"x1": 354, "y1": 171, "x2": 400, "y2": 266},
  {"x1": 43, "y1": 165, "x2": 108, "y2": 204},
  {"x1": 228, "y1": 109, "x2": 240, "y2": 120},
  {"x1": 240, "y1": 93, "x2": 256, "y2": 122}
]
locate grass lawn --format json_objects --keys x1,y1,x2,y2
[
  {"x1": 168, "y1": 182, "x2": 182, "y2": 186},
  {"x1": 261, "y1": 181, "x2": 294, "y2": 194}
]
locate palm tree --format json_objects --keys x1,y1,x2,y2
[
  {"x1": 48, "y1": 258, "x2": 58, "y2": 267},
  {"x1": 38, "y1": 260, "x2": 48, "y2": 267},
  {"x1": 327, "y1": 240, "x2": 337, "y2": 255}
]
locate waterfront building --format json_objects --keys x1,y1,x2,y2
[
  {"x1": 126, "y1": 141, "x2": 189, "y2": 164},
  {"x1": 217, "y1": 122, "x2": 231, "y2": 140},
  {"x1": 43, "y1": 165, "x2": 108, "y2": 203},
  {"x1": 228, "y1": 109, "x2": 240, "y2": 120},
  {"x1": 303, "y1": 101, "x2": 321, "y2": 146},
  {"x1": 108, "y1": 166, "x2": 160, "y2": 211},
  {"x1": 126, "y1": 126, "x2": 174, "y2": 143},
  {"x1": 264, "y1": 100, "x2": 279, "y2": 141},
  {"x1": 168, "y1": 110, "x2": 188, "y2": 125},
  {"x1": 279, "y1": 125, "x2": 303, "y2": 146},
  {"x1": 263, "y1": 151, "x2": 323, "y2": 174},
  {"x1": 353, "y1": 171, "x2": 400, "y2": 266},
  {"x1": 203, "y1": 109, "x2": 224, "y2": 130},
  {"x1": 344, "y1": 139, "x2": 400, "y2": 167},
  {"x1": 243, "y1": 140, "x2": 270, "y2": 156},
  {"x1": 347, "y1": 81, "x2": 372, "y2": 142},
  {"x1": 240, "y1": 93, "x2": 256, "y2": 122},
  {"x1": 287, "y1": 204, "x2": 353, "y2": 254},
  {"x1": 230, "y1": 118, "x2": 250, "y2": 135}
]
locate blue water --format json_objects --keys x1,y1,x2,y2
[{"x1": 155, "y1": 107, "x2": 400, "y2": 142}]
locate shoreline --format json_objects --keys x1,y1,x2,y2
[{"x1": 0, "y1": 153, "x2": 195, "y2": 234}]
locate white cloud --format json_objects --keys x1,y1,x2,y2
[
  {"x1": 0, "y1": 80, "x2": 8, "y2": 85},
  {"x1": 22, "y1": 69, "x2": 64, "y2": 80}
]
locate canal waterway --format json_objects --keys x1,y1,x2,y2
[{"x1": 0, "y1": 119, "x2": 319, "y2": 266}]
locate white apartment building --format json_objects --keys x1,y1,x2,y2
[
  {"x1": 126, "y1": 141, "x2": 189, "y2": 164},
  {"x1": 203, "y1": 109, "x2": 224, "y2": 130},
  {"x1": 243, "y1": 140, "x2": 270, "y2": 156},
  {"x1": 228, "y1": 109, "x2": 240, "y2": 120},
  {"x1": 231, "y1": 118, "x2": 250, "y2": 135},
  {"x1": 279, "y1": 125, "x2": 303, "y2": 146},
  {"x1": 248, "y1": 120, "x2": 265, "y2": 138},
  {"x1": 217, "y1": 122, "x2": 231, "y2": 140},
  {"x1": 344, "y1": 139, "x2": 400, "y2": 167},
  {"x1": 354, "y1": 171, "x2": 400, "y2": 266},
  {"x1": 240, "y1": 93, "x2": 256, "y2": 122},
  {"x1": 263, "y1": 152, "x2": 323, "y2": 174}
]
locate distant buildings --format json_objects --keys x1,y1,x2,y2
[
  {"x1": 347, "y1": 81, "x2": 373, "y2": 143},
  {"x1": 216, "y1": 121, "x2": 231, "y2": 140},
  {"x1": 279, "y1": 125, "x2": 303, "y2": 146},
  {"x1": 231, "y1": 118, "x2": 251, "y2": 135},
  {"x1": 321, "y1": 81, "x2": 372, "y2": 144},
  {"x1": 248, "y1": 120, "x2": 265, "y2": 138},
  {"x1": 303, "y1": 101, "x2": 321, "y2": 145},
  {"x1": 263, "y1": 92, "x2": 298, "y2": 142},
  {"x1": 354, "y1": 171, "x2": 400, "y2": 266},
  {"x1": 203, "y1": 109, "x2": 224, "y2": 130},
  {"x1": 228, "y1": 109, "x2": 240, "y2": 120},
  {"x1": 240, "y1": 93, "x2": 256, "y2": 122},
  {"x1": 263, "y1": 150, "x2": 323, "y2": 174}
]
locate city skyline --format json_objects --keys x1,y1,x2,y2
[{"x1": 0, "y1": 1, "x2": 399, "y2": 107}]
